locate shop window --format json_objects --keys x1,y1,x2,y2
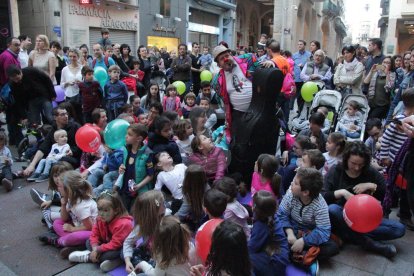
[{"x1": 160, "y1": 0, "x2": 171, "y2": 17}]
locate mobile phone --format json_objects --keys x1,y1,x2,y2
[
  {"x1": 376, "y1": 64, "x2": 385, "y2": 71},
  {"x1": 393, "y1": 118, "x2": 402, "y2": 126}
]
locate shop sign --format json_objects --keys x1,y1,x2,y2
[
  {"x1": 68, "y1": 3, "x2": 137, "y2": 31},
  {"x1": 188, "y1": 22, "x2": 219, "y2": 35},
  {"x1": 152, "y1": 24, "x2": 176, "y2": 33}
]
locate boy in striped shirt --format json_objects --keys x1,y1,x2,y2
[{"x1": 277, "y1": 168, "x2": 339, "y2": 263}]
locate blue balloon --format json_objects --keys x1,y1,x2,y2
[{"x1": 103, "y1": 119, "x2": 130, "y2": 149}]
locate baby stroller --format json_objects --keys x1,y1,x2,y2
[
  {"x1": 335, "y1": 94, "x2": 370, "y2": 141},
  {"x1": 290, "y1": 89, "x2": 342, "y2": 134},
  {"x1": 310, "y1": 89, "x2": 343, "y2": 133}
]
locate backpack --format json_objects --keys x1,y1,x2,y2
[
  {"x1": 281, "y1": 72, "x2": 296, "y2": 98},
  {"x1": 92, "y1": 56, "x2": 110, "y2": 69}
]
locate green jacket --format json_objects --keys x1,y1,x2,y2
[{"x1": 115, "y1": 144, "x2": 153, "y2": 195}]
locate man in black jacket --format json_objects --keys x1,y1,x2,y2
[
  {"x1": 23, "y1": 106, "x2": 81, "y2": 176},
  {"x1": 7, "y1": 65, "x2": 56, "y2": 125}
]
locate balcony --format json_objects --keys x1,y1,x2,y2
[{"x1": 322, "y1": 0, "x2": 342, "y2": 17}]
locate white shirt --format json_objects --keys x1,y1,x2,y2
[
  {"x1": 47, "y1": 143, "x2": 71, "y2": 161},
  {"x1": 60, "y1": 65, "x2": 83, "y2": 98},
  {"x1": 155, "y1": 163, "x2": 187, "y2": 200},
  {"x1": 224, "y1": 64, "x2": 252, "y2": 112},
  {"x1": 18, "y1": 49, "x2": 29, "y2": 68},
  {"x1": 67, "y1": 198, "x2": 98, "y2": 227}
]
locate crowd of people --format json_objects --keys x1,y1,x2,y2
[{"x1": 0, "y1": 27, "x2": 414, "y2": 275}]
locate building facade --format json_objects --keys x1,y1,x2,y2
[
  {"x1": 380, "y1": 0, "x2": 414, "y2": 55},
  {"x1": 236, "y1": 0, "x2": 347, "y2": 59}
]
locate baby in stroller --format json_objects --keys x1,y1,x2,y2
[{"x1": 337, "y1": 100, "x2": 363, "y2": 139}]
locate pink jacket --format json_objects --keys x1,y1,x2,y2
[{"x1": 188, "y1": 146, "x2": 227, "y2": 182}]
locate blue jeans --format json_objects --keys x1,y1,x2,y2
[
  {"x1": 93, "y1": 171, "x2": 119, "y2": 196},
  {"x1": 339, "y1": 126, "x2": 361, "y2": 139},
  {"x1": 328, "y1": 204, "x2": 405, "y2": 244},
  {"x1": 35, "y1": 158, "x2": 56, "y2": 175},
  {"x1": 87, "y1": 168, "x2": 105, "y2": 188},
  {"x1": 28, "y1": 97, "x2": 53, "y2": 125}
]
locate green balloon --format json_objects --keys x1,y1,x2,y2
[
  {"x1": 104, "y1": 119, "x2": 130, "y2": 149},
  {"x1": 301, "y1": 82, "x2": 318, "y2": 102},
  {"x1": 200, "y1": 70, "x2": 213, "y2": 82},
  {"x1": 94, "y1": 67, "x2": 108, "y2": 83},
  {"x1": 173, "y1": 81, "x2": 186, "y2": 95}
]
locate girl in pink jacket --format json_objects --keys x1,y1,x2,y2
[{"x1": 188, "y1": 135, "x2": 227, "y2": 185}]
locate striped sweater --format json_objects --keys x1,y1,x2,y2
[
  {"x1": 380, "y1": 114, "x2": 408, "y2": 162},
  {"x1": 277, "y1": 190, "x2": 331, "y2": 246}
]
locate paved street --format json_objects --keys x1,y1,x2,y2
[{"x1": 0, "y1": 157, "x2": 414, "y2": 275}]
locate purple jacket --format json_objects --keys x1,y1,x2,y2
[
  {"x1": 188, "y1": 146, "x2": 227, "y2": 182},
  {"x1": 0, "y1": 49, "x2": 20, "y2": 86}
]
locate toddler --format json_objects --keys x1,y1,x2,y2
[
  {"x1": 162, "y1": 84, "x2": 181, "y2": 115},
  {"x1": 182, "y1": 92, "x2": 197, "y2": 119},
  {"x1": 0, "y1": 133, "x2": 13, "y2": 192},
  {"x1": 199, "y1": 46, "x2": 212, "y2": 71},
  {"x1": 215, "y1": 177, "x2": 251, "y2": 239},
  {"x1": 337, "y1": 100, "x2": 362, "y2": 139},
  {"x1": 28, "y1": 129, "x2": 70, "y2": 183}
]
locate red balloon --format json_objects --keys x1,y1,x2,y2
[
  {"x1": 84, "y1": 123, "x2": 102, "y2": 133},
  {"x1": 75, "y1": 125, "x2": 101, "y2": 153},
  {"x1": 195, "y1": 219, "x2": 223, "y2": 264},
  {"x1": 343, "y1": 194, "x2": 383, "y2": 233}
]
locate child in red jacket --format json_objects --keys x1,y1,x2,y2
[{"x1": 68, "y1": 192, "x2": 133, "y2": 272}]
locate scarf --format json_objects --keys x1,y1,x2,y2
[{"x1": 343, "y1": 58, "x2": 359, "y2": 72}]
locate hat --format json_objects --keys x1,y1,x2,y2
[{"x1": 213, "y1": 45, "x2": 230, "y2": 62}]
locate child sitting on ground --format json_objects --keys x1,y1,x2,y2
[
  {"x1": 0, "y1": 132, "x2": 14, "y2": 192},
  {"x1": 300, "y1": 149, "x2": 326, "y2": 172},
  {"x1": 249, "y1": 191, "x2": 290, "y2": 275},
  {"x1": 173, "y1": 119, "x2": 194, "y2": 165},
  {"x1": 322, "y1": 132, "x2": 346, "y2": 176},
  {"x1": 188, "y1": 135, "x2": 226, "y2": 184},
  {"x1": 30, "y1": 162, "x2": 73, "y2": 230},
  {"x1": 182, "y1": 92, "x2": 197, "y2": 119},
  {"x1": 215, "y1": 177, "x2": 251, "y2": 239},
  {"x1": 28, "y1": 129, "x2": 70, "y2": 183},
  {"x1": 135, "y1": 215, "x2": 198, "y2": 275},
  {"x1": 199, "y1": 98, "x2": 217, "y2": 132},
  {"x1": 277, "y1": 168, "x2": 339, "y2": 270},
  {"x1": 154, "y1": 152, "x2": 187, "y2": 214},
  {"x1": 203, "y1": 188, "x2": 228, "y2": 220},
  {"x1": 337, "y1": 100, "x2": 363, "y2": 139},
  {"x1": 316, "y1": 106, "x2": 331, "y2": 134},
  {"x1": 69, "y1": 192, "x2": 133, "y2": 272},
  {"x1": 176, "y1": 164, "x2": 209, "y2": 232},
  {"x1": 251, "y1": 154, "x2": 280, "y2": 201},
  {"x1": 163, "y1": 84, "x2": 181, "y2": 115}
]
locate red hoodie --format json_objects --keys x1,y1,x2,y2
[{"x1": 90, "y1": 215, "x2": 134, "y2": 252}]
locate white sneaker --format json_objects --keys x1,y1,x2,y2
[
  {"x1": 68, "y1": 250, "x2": 91, "y2": 263},
  {"x1": 100, "y1": 258, "x2": 123, "y2": 272}
]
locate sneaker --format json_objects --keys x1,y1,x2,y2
[
  {"x1": 38, "y1": 232, "x2": 59, "y2": 246},
  {"x1": 27, "y1": 173, "x2": 41, "y2": 182},
  {"x1": 30, "y1": 188, "x2": 49, "y2": 206},
  {"x1": 60, "y1": 246, "x2": 85, "y2": 259},
  {"x1": 35, "y1": 174, "x2": 49, "y2": 183},
  {"x1": 100, "y1": 258, "x2": 123, "y2": 272},
  {"x1": 309, "y1": 260, "x2": 319, "y2": 276},
  {"x1": 2, "y1": 178, "x2": 13, "y2": 192},
  {"x1": 68, "y1": 250, "x2": 91, "y2": 262}
]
